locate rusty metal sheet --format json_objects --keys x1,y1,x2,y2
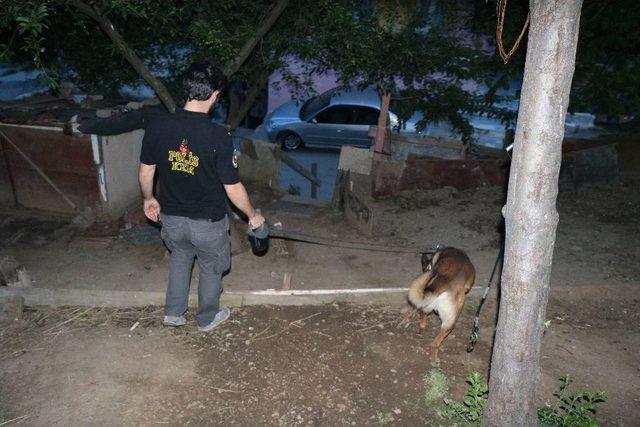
[{"x1": 0, "y1": 125, "x2": 99, "y2": 213}]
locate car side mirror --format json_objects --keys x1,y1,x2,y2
[{"x1": 309, "y1": 118, "x2": 318, "y2": 124}]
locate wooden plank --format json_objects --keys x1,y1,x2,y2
[
  {"x1": 276, "y1": 150, "x2": 321, "y2": 186},
  {"x1": 282, "y1": 273, "x2": 292, "y2": 290}
]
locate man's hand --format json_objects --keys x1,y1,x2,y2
[
  {"x1": 248, "y1": 212, "x2": 266, "y2": 229},
  {"x1": 224, "y1": 182, "x2": 267, "y2": 229},
  {"x1": 143, "y1": 197, "x2": 161, "y2": 222},
  {"x1": 139, "y1": 163, "x2": 158, "y2": 221}
]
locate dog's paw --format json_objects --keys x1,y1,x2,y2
[{"x1": 429, "y1": 351, "x2": 441, "y2": 367}]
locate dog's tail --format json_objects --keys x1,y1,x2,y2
[{"x1": 408, "y1": 251, "x2": 441, "y2": 307}]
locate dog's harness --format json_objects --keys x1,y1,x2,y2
[{"x1": 466, "y1": 245, "x2": 504, "y2": 353}]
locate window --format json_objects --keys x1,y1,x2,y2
[
  {"x1": 315, "y1": 106, "x2": 353, "y2": 124},
  {"x1": 352, "y1": 106, "x2": 380, "y2": 125},
  {"x1": 300, "y1": 90, "x2": 335, "y2": 121}
]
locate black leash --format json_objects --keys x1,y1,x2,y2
[
  {"x1": 466, "y1": 245, "x2": 504, "y2": 352},
  {"x1": 268, "y1": 228, "x2": 439, "y2": 255}
]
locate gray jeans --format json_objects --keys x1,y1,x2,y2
[{"x1": 160, "y1": 214, "x2": 230, "y2": 327}]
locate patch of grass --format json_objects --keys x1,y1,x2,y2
[
  {"x1": 423, "y1": 368, "x2": 449, "y2": 404},
  {"x1": 374, "y1": 411, "x2": 395, "y2": 425},
  {"x1": 0, "y1": 404, "x2": 14, "y2": 423},
  {"x1": 538, "y1": 375, "x2": 606, "y2": 427},
  {"x1": 435, "y1": 371, "x2": 488, "y2": 425}
]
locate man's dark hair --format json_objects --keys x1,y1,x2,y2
[{"x1": 183, "y1": 62, "x2": 227, "y2": 101}]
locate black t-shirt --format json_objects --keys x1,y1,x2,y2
[{"x1": 140, "y1": 109, "x2": 240, "y2": 220}]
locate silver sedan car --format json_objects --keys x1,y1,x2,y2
[{"x1": 264, "y1": 87, "x2": 410, "y2": 150}]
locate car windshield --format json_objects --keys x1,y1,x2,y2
[{"x1": 299, "y1": 89, "x2": 335, "y2": 121}]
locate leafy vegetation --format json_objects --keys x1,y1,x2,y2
[
  {"x1": 374, "y1": 410, "x2": 395, "y2": 425},
  {"x1": 287, "y1": 184, "x2": 301, "y2": 196},
  {"x1": 1, "y1": 1, "x2": 638, "y2": 128},
  {"x1": 435, "y1": 371, "x2": 488, "y2": 425},
  {"x1": 428, "y1": 372, "x2": 606, "y2": 427},
  {"x1": 538, "y1": 375, "x2": 607, "y2": 427},
  {"x1": 0, "y1": 0, "x2": 508, "y2": 139},
  {"x1": 470, "y1": 0, "x2": 640, "y2": 118}
]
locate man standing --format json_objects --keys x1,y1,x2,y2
[{"x1": 139, "y1": 62, "x2": 265, "y2": 332}]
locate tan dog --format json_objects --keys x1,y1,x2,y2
[{"x1": 399, "y1": 247, "x2": 475, "y2": 365}]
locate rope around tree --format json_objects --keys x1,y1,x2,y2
[{"x1": 496, "y1": 0, "x2": 530, "y2": 64}]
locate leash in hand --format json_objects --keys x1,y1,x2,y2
[{"x1": 466, "y1": 244, "x2": 504, "y2": 353}]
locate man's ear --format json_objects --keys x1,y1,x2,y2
[{"x1": 210, "y1": 90, "x2": 220, "y2": 104}]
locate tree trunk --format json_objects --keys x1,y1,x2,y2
[
  {"x1": 483, "y1": 1, "x2": 583, "y2": 426},
  {"x1": 228, "y1": 73, "x2": 269, "y2": 131},
  {"x1": 71, "y1": 0, "x2": 177, "y2": 112},
  {"x1": 228, "y1": 83, "x2": 244, "y2": 129},
  {"x1": 373, "y1": 92, "x2": 391, "y2": 156},
  {"x1": 223, "y1": 0, "x2": 290, "y2": 77}
]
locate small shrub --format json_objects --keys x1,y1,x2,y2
[
  {"x1": 374, "y1": 411, "x2": 395, "y2": 425},
  {"x1": 435, "y1": 371, "x2": 488, "y2": 425},
  {"x1": 423, "y1": 369, "x2": 449, "y2": 404},
  {"x1": 538, "y1": 375, "x2": 606, "y2": 427},
  {"x1": 432, "y1": 372, "x2": 606, "y2": 427},
  {"x1": 287, "y1": 184, "x2": 301, "y2": 196}
]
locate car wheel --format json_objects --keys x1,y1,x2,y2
[{"x1": 279, "y1": 132, "x2": 303, "y2": 151}]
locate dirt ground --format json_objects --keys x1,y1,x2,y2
[
  {"x1": 1, "y1": 295, "x2": 638, "y2": 426},
  {"x1": 1, "y1": 173, "x2": 639, "y2": 426},
  {"x1": 3, "y1": 174, "x2": 639, "y2": 294}
]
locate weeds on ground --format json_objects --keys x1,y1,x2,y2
[
  {"x1": 429, "y1": 371, "x2": 606, "y2": 427},
  {"x1": 435, "y1": 371, "x2": 488, "y2": 425},
  {"x1": 0, "y1": 404, "x2": 21, "y2": 424},
  {"x1": 423, "y1": 369, "x2": 449, "y2": 404},
  {"x1": 374, "y1": 410, "x2": 395, "y2": 425},
  {"x1": 538, "y1": 375, "x2": 606, "y2": 427},
  {"x1": 0, "y1": 406, "x2": 10, "y2": 423}
]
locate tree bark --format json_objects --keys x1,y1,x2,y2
[
  {"x1": 228, "y1": 73, "x2": 269, "y2": 131},
  {"x1": 223, "y1": 0, "x2": 290, "y2": 77},
  {"x1": 228, "y1": 83, "x2": 243, "y2": 128},
  {"x1": 373, "y1": 92, "x2": 391, "y2": 156},
  {"x1": 483, "y1": 1, "x2": 583, "y2": 426},
  {"x1": 71, "y1": 0, "x2": 177, "y2": 113}
]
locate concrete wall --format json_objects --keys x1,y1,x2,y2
[
  {"x1": 237, "y1": 138, "x2": 281, "y2": 190},
  {"x1": 101, "y1": 130, "x2": 144, "y2": 219}
]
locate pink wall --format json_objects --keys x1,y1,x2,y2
[{"x1": 267, "y1": 58, "x2": 339, "y2": 113}]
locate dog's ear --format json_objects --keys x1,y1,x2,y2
[{"x1": 421, "y1": 253, "x2": 432, "y2": 272}]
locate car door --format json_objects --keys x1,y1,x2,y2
[
  {"x1": 303, "y1": 105, "x2": 354, "y2": 147},
  {"x1": 348, "y1": 106, "x2": 381, "y2": 147}
]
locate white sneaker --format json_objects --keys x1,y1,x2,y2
[
  {"x1": 198, "y1": 307, "x2": 230, "y2": 332},
  {"x1": 163, "y1": 315, "x2": 187, "y2": 327}
]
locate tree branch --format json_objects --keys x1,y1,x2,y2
[
  {"x1": 223, "y1": 0, "x2": 289, "y2": 77},
  {"x1": 228, "y1": 73, "x2": 269, "y2": 131},
  {"x1": 71, "y1": 0, "x2": 177, "y2": 112}
]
